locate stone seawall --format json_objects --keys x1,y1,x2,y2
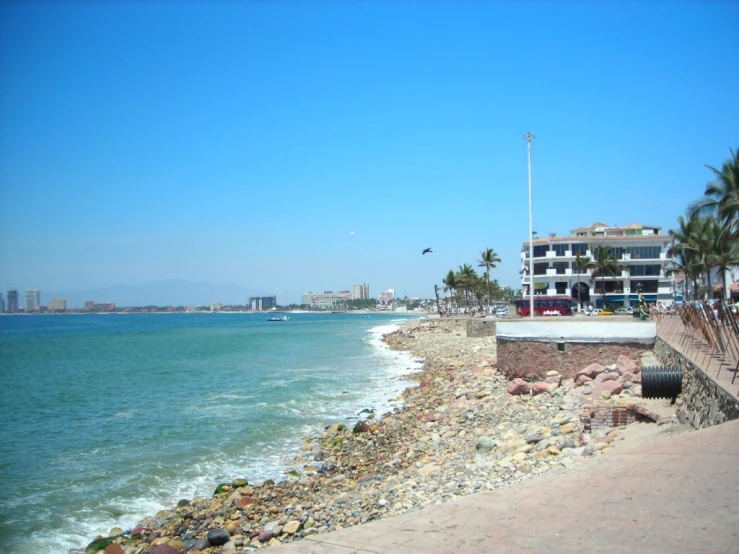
[
  {"x1": 496, "y1": 339, "x2": 648, "y2": 381},
  {"x1": 654, "y1": 337, "x2": 739, "y2": 428}
]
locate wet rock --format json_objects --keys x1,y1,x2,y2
[{"x1": 206, "y1": 528, "x2": 230, "y2": 546}]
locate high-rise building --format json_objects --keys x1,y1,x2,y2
[
  {"x1": 49, "y1": 298, "x2": 67, "y2": 312},
  {"x1": 0, "y1": 292, "x2": 4, "y2": 313},
  {"x1": 25, "y1": 289, "x2": 40, "y2": 312},
  {"x1": 250, "y1": 296, "x2": 277, "y2": 311},
  {"x1": 6, "y1": 290, "x2": 18, "y2": 313},
  {"x1": 352, "y1": 283, "x2": 370, "y2": 300}
]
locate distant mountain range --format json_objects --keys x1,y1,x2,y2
[{"x1": 44, "y1": 279, "x2": 293, "y2": 308}]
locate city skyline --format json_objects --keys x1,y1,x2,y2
[{"x1": 1, "y1": 2, "x2": 737, "y2": 302}]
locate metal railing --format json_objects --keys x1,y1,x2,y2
[{"x1": 656, "y1": 300, "x2": 739, "y2": 391}]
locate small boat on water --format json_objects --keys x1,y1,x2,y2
[{"x1": 266, "y1": 315, "x2": 289, "y2": 321}]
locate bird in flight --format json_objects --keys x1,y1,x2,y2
[{"x1": 422, "y1": 248, "x2": 433, "y2": 255}]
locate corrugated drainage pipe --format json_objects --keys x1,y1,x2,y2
[{"x1": 641, "y1": 366, "x2": 683, "y2": 405}]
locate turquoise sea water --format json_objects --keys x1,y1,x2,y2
[{"x1": 0, "y1": 312, "x2": 423, "y2": 553}]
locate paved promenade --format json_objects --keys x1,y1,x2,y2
[{"x1": 276, "y1": 418, "x2": 739, "y2": 553}]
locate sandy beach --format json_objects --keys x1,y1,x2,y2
[{"x1": 81, "y1": 318, "x2": 693, "y2": 553}]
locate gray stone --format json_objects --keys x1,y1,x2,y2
[
  {"x1": 206, "y1": 528, "x2": 230, "y2": 546},
  {"x1": 475, "y1": 436, "x2": 497, "y2": 453}
]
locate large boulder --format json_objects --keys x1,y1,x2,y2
[
  {"x1": 616, "y1": 355, "x2": 638, "y2": 375},
  {"x1": 206, "y1": 528, "x2": 231, "y2": 546},
  {"x1": 507, "y1": 378, "x2": 531, "y2": 395},
  {"x1": 576, "y1": 363, "x2": 605, "y2": 379}
]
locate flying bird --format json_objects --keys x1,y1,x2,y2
[{"x1": 422, "y1": 248, "x2": 432, "y2": 255}]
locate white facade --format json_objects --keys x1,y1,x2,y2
[
  {"x1": 352, "y1": 283, "x2": 369, "y2": 300},
  {"x1": 301, "y1": 291, "x2": 352, "y2": 309},
  {"x1": 25, "y1": 289, "x2": 40, "y2": 312},
  {"x1": 520, "y1": 222, "x2": 675, "y2": 309}
]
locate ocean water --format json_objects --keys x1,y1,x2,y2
[{"x1": 0, "y1": 312, "x2": 424, "y2": 553}]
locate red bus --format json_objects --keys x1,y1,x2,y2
[{"x1": 514, "y1": 296, "x2": 577, "y2": 317}]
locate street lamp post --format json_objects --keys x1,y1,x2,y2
[{"x1": 524, "y1": 132, "x2": 535, "y2": 318}]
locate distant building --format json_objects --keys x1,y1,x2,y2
[
  {"x1": 49, "y1": 298, "x2": 67, "y2": 312},
  {"x1": 25, "y1": 289, "x2": 40, "y2": 312},
  {"x1": 84, "y1": 300, "x2": 116, "y2": 311},
  {"x1": 210, "y1": 302, "x2": 223, "y2": 312},
  {"x1": 0, "y1": 292, "x2": 4, "y2": 313},
  {"x1": 250, "y1": 296, "x2": 277, "y2": 311},
  {"x1": 6, "y1": 290, "x2": 18, "y2": 313},
  {"x1": 352, "y1": 283, "x2": 370, "y2": 300},
  {"x1": 301, "y1": 290, "x2": 352, "y2": 309},
  {"x1": 377, "y1": 289, "x2": 395, "y2": 310}
]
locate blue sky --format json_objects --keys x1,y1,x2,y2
[{"x1": 1, "y1": 1, "x2": 737, "y2": 305}]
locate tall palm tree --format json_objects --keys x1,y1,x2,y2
[
  {"x1": 456, "y1": 264, "x2": 479, "y2": 308},
  {"x1": 573, "y1": 254, "x2": 594, "y2": 311},
  {"x1": 477, "y1": 248, "x2": 502, "y2": 306},
  {"x1": 710, "y1": 223, "x2": 739, "y2": 299},
  {"x1": 591, "y1": 245, "x2": 620, "y2": 309},
  {"x1": 442, "y1": 270, "x2": 458, "y2": 311},
  {"x1": 690, "y1": 147, "x2": 739, "y2": 241},
  {"x1": 668, "y1": 212, "x2": 704, "y2": 300}
]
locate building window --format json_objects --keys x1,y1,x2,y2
[
  {"x1": 572, "y1": 244, "x2": 587, "y2": 255},
  {"x1": 553, "y1": 262, "x2": 568, "y2": 274},
  {"x1": 628, "y1": 265, "x2": 662, "y2": 276},
  {"x1": 533, "y1": 245, "x2": 548, "y2": 257},
  {"x1": 555, "y1": 281, "x2": 568, "y2": 294},
  {"x1": 552, "y1": 244, "x2": 569, "y2": 256},
  {"x1": 534, "y1": 263, "x2": 548, "y2": 275}
]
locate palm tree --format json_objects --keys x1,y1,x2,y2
[
  {"x1": 710, "y1": 223, "x2": 739, "y2": 299},
  {"x1": 668, "y1": 212, "x2": 704, "y2": 300},
  {"x1": 573, "y1": 254, "x2": 594, "y2": 311},
  {"x1": 690, "y1": 147, "x2": 739, "y2": 241},
  {"x1": 477, "y1": 248, "x2": 502, "y2": 307},
  {"x1": 456, "y1": 264, "x2": 479, "y2": 308},
  {"x1": 591, "y1": 245, "x2": 620, "y2": 309},
  {"x1": 442, "y1": 270, "x2": 458, "y2": 311}
]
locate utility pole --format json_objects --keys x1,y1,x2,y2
[{"x1": 524, "y1": 132, "x2": 536, "y2": 318}]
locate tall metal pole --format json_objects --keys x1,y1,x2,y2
[{"x1": 524, "y1": 132, "x2": 536, "y2": 318}]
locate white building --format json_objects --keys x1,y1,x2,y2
[
  {"x1": 25, "y1": 289, "x2": 40, "y2": 312},
  {"x1": 301, "y1": 290, "x2": 352, "y2": 309},
  {"x1": 520, "y1": 222, "x2": 674, "y2": 310},
  {"x1": 352, "y1": 283, "x2": 369, "y2": 300}
]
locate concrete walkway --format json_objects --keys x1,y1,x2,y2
[{"x1": 276, "y1": 419, "x2": 739, "y2": 553}]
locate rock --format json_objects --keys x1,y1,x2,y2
[
  {"x1": 476, "y1": 436, "x2": 497, "y2": 453},
  {"x1": 190, "y1": 538, "x2": 210, "y2": 551},
  {"x1": 559, "y1": 423, "x2": 577, "y2": 434},
  {"x1": 148, "y1": 546, "x2": 182, "y2": 554},
  {"x1": 577, "y1": 363, "x2": 605, "y2": 379},
  {"x1": 206, "y1": 528, "x2": 231, "y2": 546},
  {"x1": 574, "y1": 374, "x2": 593, "y2": 386},
  {"x1": 595, "y1": 372, "x2": 620, "y2": 384},
  {"x1": 283, "y1": 520, "x2": 302, "y2": 535},
  {"x1": 507, "y1": 378, "x2": 531, "y2": 395},
  {"x1": 104, "y1": 545, "x2": 125, "y2": 554},
  {"x1": 616, "y1": 355, "x2": 637, "y2": 375},
  {"x1": 532, "y1": 382, "x2": 552, "y2": 396},
  {"x1": 259, "y1": 530, "x2": 275, "y2": 542},
  {"x1": 604, "y1": 364, "x2": 618, "y2": 372},
  {"x1": 593, "y1": 380, "x2": 623, "y2": 398},
  {"x1": 353, "y1": 421, "x2": 371, "y2": 433}
]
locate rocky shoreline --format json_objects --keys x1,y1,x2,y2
[{"x1": 79, "y1": 319, "x2": 691, "y2": 554}]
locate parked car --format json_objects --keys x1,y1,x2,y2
[
  {"x1": 614, "y1": 307, "x2": 634, "y2": 315},
  {"x1": 597, "y1": 309, "x2": 614, "y2": 316}
]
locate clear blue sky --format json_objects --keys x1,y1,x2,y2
[{"x1": 1, "y1": 1, "x2": 737, "y2": 305}]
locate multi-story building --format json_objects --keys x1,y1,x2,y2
[
  {"x1": 352, "y1": 283, "x2": 370, "y2": 300},
  {"x1": 49, "y1": 298, "x2": 67, "y2": 312},
  {"x1": 0, "y1": 292, "x2": 4, "y2": 313},
  {"x1": 25, "y1": 289, "x2": 40, "y2": 312},
  {"x1": 377, "y1": 288, "x2": 395, "y2": 310},
  {"x1": 250, "y1": 296, "x2": 277, "y2": 311},
  {"x1": 6, "y1": 290, "x2": 18, "y2": 313},
  {"x1": 84, "y1": 300, "x2": 116, "y2": 311},
  {"x1": 520, "y1": 222, "x2": 674, "y2": 310},
  {"x1": 301, "y1": 290, "x2": 352, "y2": 309}
]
